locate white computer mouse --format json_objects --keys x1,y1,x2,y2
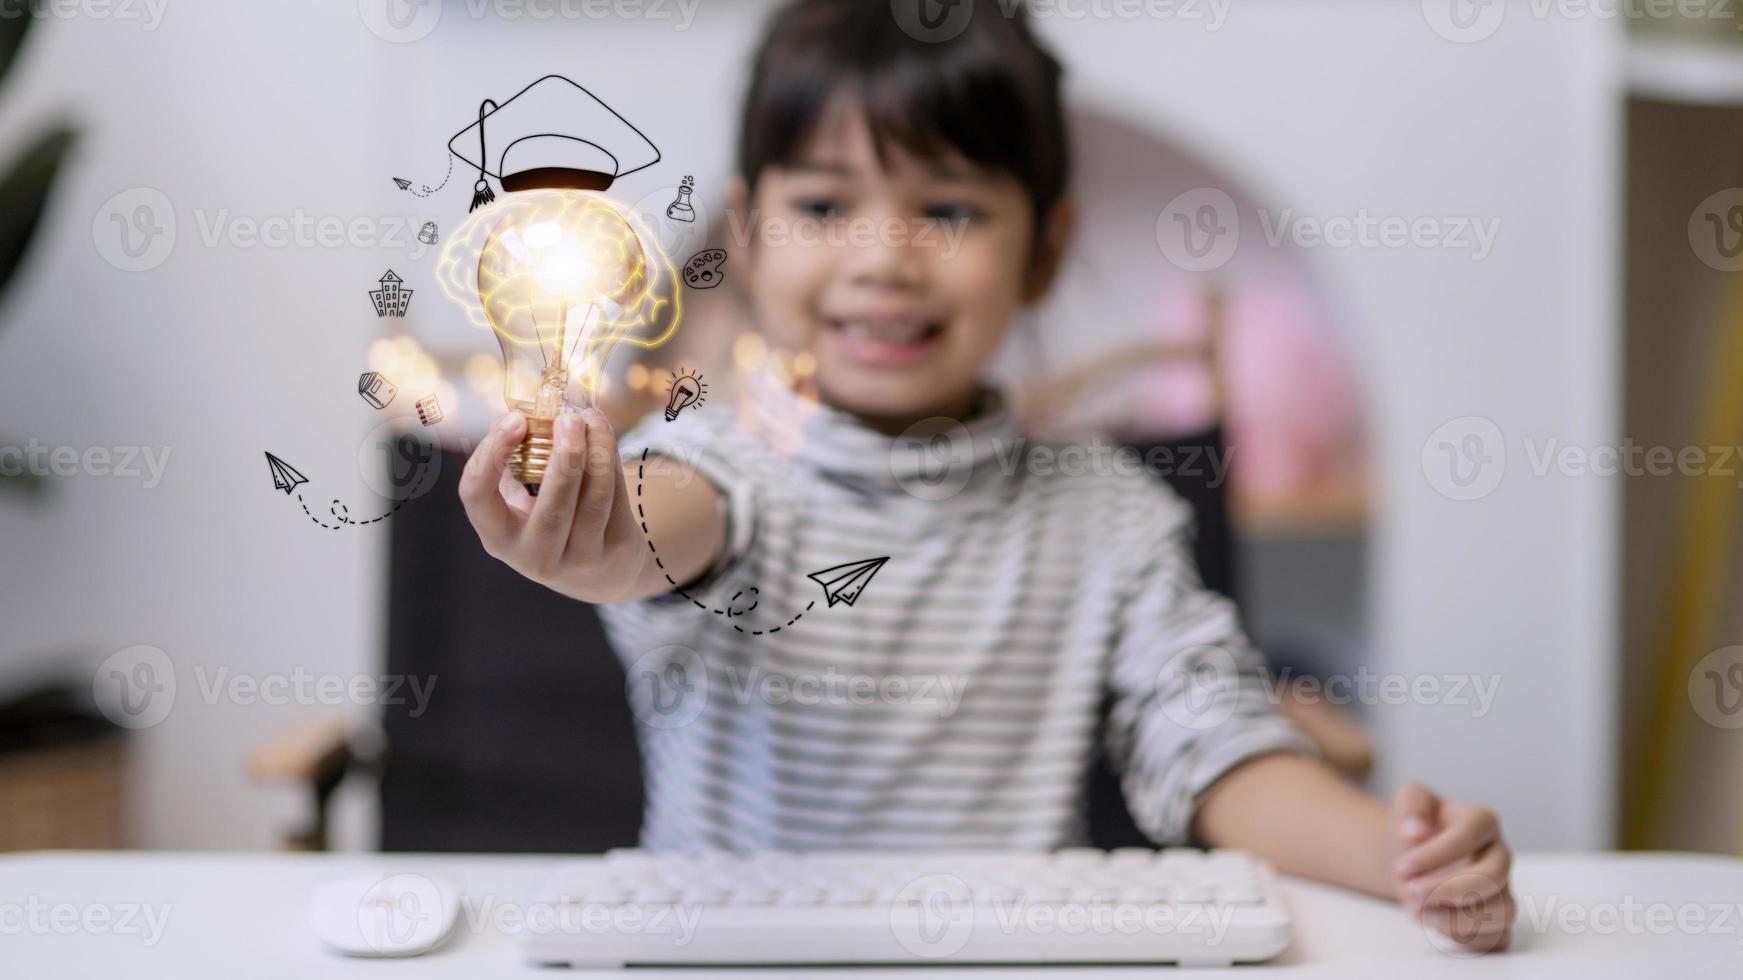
[{"x1": 310, "y1": 871, "x2": 461, "y2": 957}]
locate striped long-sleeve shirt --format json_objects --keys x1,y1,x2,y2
[{"x1": 597, "y1": 374, "x2": 1310, "y2": 852}]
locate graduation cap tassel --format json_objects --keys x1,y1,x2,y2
[
  {"x1": 470, "y1": 179, "x2": 495, "y2": 213},
  {"x1": 468, "y1": 99, "x2": 499, "y2": 212}
]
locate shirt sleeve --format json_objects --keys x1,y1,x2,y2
[
  {"x1": 611, "y1": 409, "x2": 759, "y2": 613},
  {"x1": 1103, "y1": 484, "x2": 1316, "y2": 845}
]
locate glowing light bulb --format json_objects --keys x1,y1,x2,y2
[{"x1": 440, "y1": 189, "x2": 682, "y2": 490}]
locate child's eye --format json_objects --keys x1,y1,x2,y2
[
  {"x1": 792, "y1": 197, "x2": 843, "y2": 220},
  {"x1": 924, "y1": 202, "x2": 980, "y2": 224}
]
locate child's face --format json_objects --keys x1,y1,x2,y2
[{"x1": 739, "y1": 103, "x2": 1052, "y2": 428}]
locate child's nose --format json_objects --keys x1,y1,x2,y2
[{"x1": 844, "y1": 214, "x2": 930, "y2": 291}]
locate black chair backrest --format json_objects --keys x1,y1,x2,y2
[
  {"x1": 380, "y1": 445, "x2": 643, "y2": 853},
  {"x1": 1084, "y1": 427, "x2": 1237, "y2": 849}
]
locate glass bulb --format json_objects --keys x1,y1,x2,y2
[{"x1": 440, "y1": 189, "x2": 682, "y2": 490}]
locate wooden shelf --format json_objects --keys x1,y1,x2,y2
[
  {"x1": 1627, "y1": 36, "x2": 1743, "y2": 106},
  {"x1": 1232, "y1": 476, "x2": 1370, "y2": 536}
]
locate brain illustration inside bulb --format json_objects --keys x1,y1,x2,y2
[{"x1": 439, "y1": 189, "x2": 682, "y2": 419}]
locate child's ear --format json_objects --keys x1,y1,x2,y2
[{"x1": 1023, "y1": 194, "x2": 1077, "y2": 304}]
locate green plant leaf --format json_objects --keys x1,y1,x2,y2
[
  {"x1": 0, "y1": 432, "x2": 43, "y2": 497},
  {"x1": 0, "y1": 125, "x2": 75, "y2": 325},
  {"x1": 0, "y1": 2, "x2": 34, "y2": 87}
]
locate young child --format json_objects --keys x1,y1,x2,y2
[{"x1": 460, "y1": 0, "x2": 1514, "y2": 953}]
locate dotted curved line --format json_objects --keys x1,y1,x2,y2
[
  {"x1": 338, "y1": 496, "x2": 408, "y2": 526},
  {"x1": 726, "y1": 588, "x2": 758, "y2": 618},
  {"x1": 411, "y1": 155, "x2": 453, "y2": 197},
  {"x1": 294, "y1": 492, "x2": 407, "y2": 530},
  {"x1": 636, "y1": 448, "x2": 814, "y2": 636}
]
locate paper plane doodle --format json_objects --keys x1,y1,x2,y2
[
  {"x1": 265, "y1": 452, "x2": 308, "y2": 495},
  {"x1": 392, "y1": 177, "x2": 412, "y2": 191},
  {"x1": 807, "y1": 557, "x2": 890, "y2": 608}
]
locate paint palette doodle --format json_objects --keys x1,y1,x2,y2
[{"x1": 682, "y1": 249, "x2": 727, "y2": 290}]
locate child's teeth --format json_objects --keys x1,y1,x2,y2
[{"x1": 843, "y1": 320, "x2": 927, "y2": 341}]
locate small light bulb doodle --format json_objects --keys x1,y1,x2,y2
[
  {"x1": 664, "y1": 369, "x2": 707, "y2": 422},
  {"x1": 358, "y1": 372, "x2": 398, "y2": 410},
  {"x1": 415, "y1": 395, "x2": 444, "y2": 426},
  {"x1": 370, "y1": 270, "x2": 413, "y2": 318},
  {"x1": 417, "y1": 221, "x2": 438, "y2": 246},
  {"x1": 666, "y1": 176, "x2": 696, "y2": 223},
  {"x1": 682, "y1": 249, "x2": 726, "y2": 290}
]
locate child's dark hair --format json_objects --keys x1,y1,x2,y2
[{"x1": 737, "y1": 0, "x2": 1070, "y2": 225}]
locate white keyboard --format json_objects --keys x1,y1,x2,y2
[{"x1": 519, "y1": 848, "x2": 1292, "y2": 967}]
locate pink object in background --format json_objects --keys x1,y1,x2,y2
[{"x1": 1136, "y1": 275, "x2": 1364, "y2": 497}]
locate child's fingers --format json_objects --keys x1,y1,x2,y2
[
  {"x1": 1419, "y1": 891, "x2": 1514, "y2": 954},
  {"x1": 459, "y1": 413, "x2": 526, "y2": 546},
  {"x1": 527, "y1": 414, "x2": 588, "y2": 554},
  {"x1": 1398, "y1": 804, "x2": 1500, "y2": 877},
  {"x1": 571, "y1": 410, "x2": 620, "y2": 550},
  {"x1": 1390, "y1": 782, "x2": 1440, "y2": 849},
  {"x1": 1407, "y1": 843, "x2": 1511, "y2": 908},
  {"x1": 498, "y1": 465, "x2": 534, "y2": 516}
]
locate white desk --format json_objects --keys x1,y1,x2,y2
[{"x1": 2, "y1": 852, "x2": 1739, "y2": 977}]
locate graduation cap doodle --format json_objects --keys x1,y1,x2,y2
[
  {"x1": 807, "y1": 557, "x2": 890, "y2": 609},
  {"x1": 448, "y1": 75, "x2": 661, "y2": 212}
]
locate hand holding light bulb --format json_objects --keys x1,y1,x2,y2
[
  {"x1": 447, "y1": 189, "x2": 722, "y2": 603},
  {"x1": 439, "y1": 189, "x2": 681, "y2": 492}
]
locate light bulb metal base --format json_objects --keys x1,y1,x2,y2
[{"x1": 512, "y1": 415, "x2": 557, "y2": 491}]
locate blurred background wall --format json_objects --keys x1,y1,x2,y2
[{"x1": 2, "y1": 0, "x2": 1735, "y2": 855}]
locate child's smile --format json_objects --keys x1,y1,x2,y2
[{"x1": 821, "y1": 313, "x2": 946, "y2": 369}]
